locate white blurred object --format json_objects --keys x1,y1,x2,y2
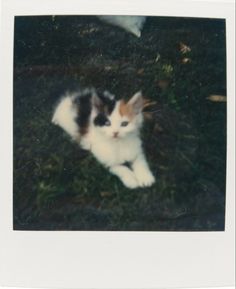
[{"x1": 98, "y1": 16, "x2": 146, "y2": 37}]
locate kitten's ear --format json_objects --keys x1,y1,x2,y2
[
  {"x1": 128, "y1": 91, "x2": 143, "y2": 114},
  {"x1": 91, "y1": 92, "x2": 103, "y2": 111}
]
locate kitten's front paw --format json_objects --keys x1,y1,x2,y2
[
  {"x1": 121, "y1": 173, "x2": 139, "y2": 189},
  {"x1": 135, "y1": 170, "x2": 155, "y2": 187}
]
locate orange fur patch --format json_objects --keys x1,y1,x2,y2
[
  {"x1": 119, "y1": 98, "x2": 155, "y2": 118},
  {"x1": 119, "y1": 100, "x2": 134, "y2": 119}
]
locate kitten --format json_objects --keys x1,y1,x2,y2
[{"x1": 52, "y1": 88, "x2": 155, "y2": 189}]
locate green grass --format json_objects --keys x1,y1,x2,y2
[{"x1": 13, "y1": 16, "x2": 226, "y2": 230}]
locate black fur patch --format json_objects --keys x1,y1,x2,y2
[
  {"x1": 97, "y1": 90, "x2": 116, "y2": 114},
  {"x1": 75, "y1": 91, "x2": 92, "y2": 135},
  {"x1": 74, "y1": 89, "x2": 116, "y2": 131},
  {"x1": 94, "y1": 113, "x2": 109, "y2": 127}
]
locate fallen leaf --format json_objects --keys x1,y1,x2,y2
[
  {"x1": 179, "y1": 42, "x2": 191, "y2": 54},
  {"x1": 154, "y1": 123, "x2": 164, "y2": 133},
  {"x1": 206, "y1": 95, "x2": 226, "y2": 102},
  {"x1": 181, "y1": 58, "x2": 191, "y2": 64},
  {"x1": 137, "y1": 68, "x2": 145, "y2": 75},
  {"x1": 100, "y1": 191, "x2": 113, "y2": 197},
  {"x1": 157, "y1": 79, "x2": 170, "y2": 90},
  {"x1": 143, "y1": 112, "x2": 154, "y2": 120},
  {"x1": 155, "y1": 53, "x2": 161, "y2": 62},
  {"x1": 104, "y1": 65, "x2": 113, "y2": 71}
]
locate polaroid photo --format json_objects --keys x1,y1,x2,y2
[{"x1": 0, "y1": 0, "x2": 235, "y2": 288}]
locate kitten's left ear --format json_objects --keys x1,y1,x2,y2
[
  {"x1": 128, "y1": 91, "x2": 143, "y2": 114},
  {"x1": 91, "y1": 92, "x2": 103, "y2": 111}
]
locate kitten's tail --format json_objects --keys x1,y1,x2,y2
[{"x1": 52, "y1": 94, "x2": 80, "y2": 141}]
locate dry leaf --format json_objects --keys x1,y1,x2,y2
[
  {"x1": 143, "y1": 112, "x2": 154, "y2": 120},
  {"x1": 100, "y1": 191, "x2": 113, "y2": 197},
  {"x1": 154, "y1": 123, "x2": 164, "y2": 133},
  {"x1": 155, "y1": 53, "x2": 161, "y2": 62},
  {"x1": 181, "y1": 58, "x2": 191, "y2": 64},
  {"x1": 137, "y1": 68, "x2": 145, "y2": 75},
  {"x1": 179, "y1": 42, "x2": 191, "y2": 54},
  {"x1": 206, "y1": 95, "x2": 226, "y2": 102},
  {"x1": 104, "y1": 65, "x2": 113, "y2": 71},
  {"x1": 157, "y1": 79, "x2": 170, "y2": 89}
]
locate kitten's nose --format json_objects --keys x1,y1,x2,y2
[{"x1": 113, "y1": 131, "x2": 119, "y2": 138}]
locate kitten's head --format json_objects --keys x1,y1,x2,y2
[{"x1": 92, "y1": 91, "x2": 144, "y2": 139}]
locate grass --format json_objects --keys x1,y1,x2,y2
[{"x1": 13, "y1": 16, "x2": 226, "y2": 230}]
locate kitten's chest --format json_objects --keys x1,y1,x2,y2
[{"x1": 89, "y1": 135, "x2": 141, "y2": 166}]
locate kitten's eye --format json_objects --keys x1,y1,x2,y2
[
  {"x1": 105, "y1": 120, "x2": 111, "y2": 126},
  {"x1": 121, "y1": 121, "x2": 129, "y2": 127}
]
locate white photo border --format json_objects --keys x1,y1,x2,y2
[{"x1": 0, "y1": 0, "x2": 235, "y2": 288}]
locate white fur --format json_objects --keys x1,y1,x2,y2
[
  {"x1": 52, "y1": 94, "x2": 79, "y2": 140},
  {"x1": 52, "y1": 92, "x2": 155, "y2": 189},
  {"x1": 98, "y1": 16, "x2": 146, "y2": 38}
]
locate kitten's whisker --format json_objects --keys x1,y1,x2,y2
[
  {"x1": 143, "y1": 109, "x2": 162, "y2": 114},
  {"x1": 143, "y1": 101, "x2": 158, "y2": 108}
]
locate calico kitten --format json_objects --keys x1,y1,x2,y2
[{"x1": 52, "y1": 88, "x2": 155, "y2": 189}]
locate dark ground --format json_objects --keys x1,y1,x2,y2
[{"x1": 13, "y1": 16, "x2": 226, "y2": 230}]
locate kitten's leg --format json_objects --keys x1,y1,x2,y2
[
  {"x1": 109, "y1": 165, "x2": 139, "y2": 189},
  {"x1": 132, "y1": 154, "x2": 155, "y2": 187}
]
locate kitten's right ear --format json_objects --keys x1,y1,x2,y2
[{"x1": 128, "y1": 91, "x2": 144, "y2": 114}]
